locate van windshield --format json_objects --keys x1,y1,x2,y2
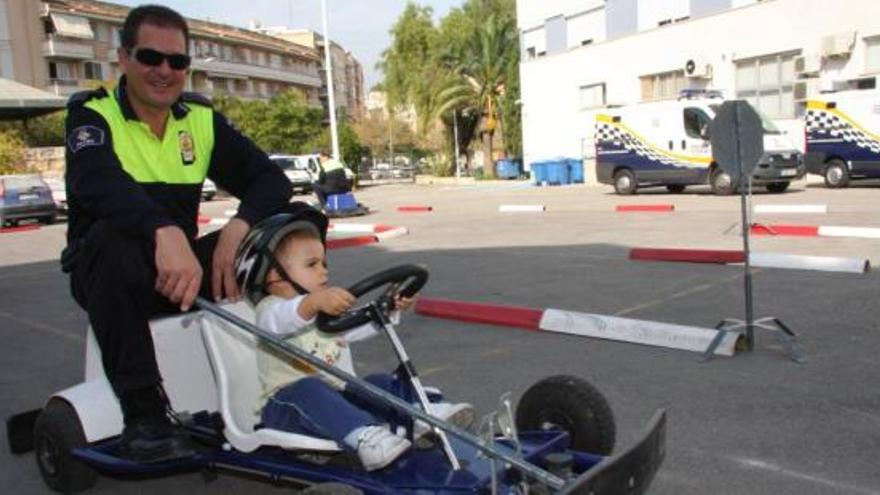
[{"x1": 709, "y1": 104, "x2": 782, "y2": 134}]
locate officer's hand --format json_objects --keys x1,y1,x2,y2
[
  {"x1": 154, "y1": 225, "x2": 202, "y2": 311},
  {"x1": 212, "y1": 217, "x2": 249, "y2": 302}
]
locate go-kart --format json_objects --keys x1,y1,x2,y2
[{"x1": 7, "y1": 265, "x2": 666, "y2": 494}]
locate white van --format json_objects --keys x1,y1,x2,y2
[
  {"x1": 595, "y1": 92, "x2": 803, "y2": 195},
  {"x1": 804, "y1": 89, "x2": 880, "y2": 187}
]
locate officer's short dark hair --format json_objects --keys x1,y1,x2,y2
[{"x1": 120, "y1": 4, "x2": 190, "y2": 50}]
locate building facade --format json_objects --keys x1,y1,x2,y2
[
  {"x1": 2, "y1": 0, "x2": 323, "y2": 104},
  {"x1": 517, "y1": 0, "x2": 880, "y2": 170},
  {"x1": 258, "y1": 27, "x2": 365, "y2": 121}
]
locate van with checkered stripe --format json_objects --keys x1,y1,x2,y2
[
  {"x1": 805, "y1": 89, "x2": 880, "y2": 188},
  {"x1": 595, "y1": 91, "x2": 804, "y2": 195}
]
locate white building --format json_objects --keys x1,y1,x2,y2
[{"x1": 517, "y1": 0, "x2": 880, "y2": 174}]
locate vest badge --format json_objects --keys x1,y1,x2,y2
[{"x1": 178, "y1": 130, "x2": 196, "y2": 165}]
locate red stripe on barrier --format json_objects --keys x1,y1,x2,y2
[
  {"x1": 0, "y1": 224, "x2": 40, "y2": 234},
  {"x1": 326, "y1": 235, "x2": 378, "y2": 250},
  {"x1": 415, "y1": 297, "x2": 543, "y2": 331},
  {"x1": 197, "y1": 215, "x2": 211, "y2": 225},
  {"x1": 616, "y1": 204, "x2": 675, "y2": 212},
  {"x1": 629, "y1": 247, "x2": 745, "y2": 264},
  {"x1": 750, "y1": 224, "x2": 819, "y2": 237},
  {"x1": 374, "y1": 224, "x2": 395, "y2": 233},
  {"x1": 397, "y1": 205, "x2": 432, "y2": 212}
]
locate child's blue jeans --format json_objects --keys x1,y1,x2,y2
[{"x1": 260, "y1": 372, "x2": 441, "y2": 451}]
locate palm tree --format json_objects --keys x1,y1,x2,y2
[{"x1": 446, "y1": 13, "x2": 518, "y2": 178}]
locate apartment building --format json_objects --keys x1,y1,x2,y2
[
  {"x1": 1, "y1": 0, "x2": 323, "y2": 104},
  {"x1": 259, "y1": 27, "x2": 365, "y2": 121},
  {"x1": 517, "y1": 0, "x2": 880, "y2": 170}
]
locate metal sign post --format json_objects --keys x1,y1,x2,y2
[{"x1": 705, "y1": 101, "x2": 805, "y2": 363}]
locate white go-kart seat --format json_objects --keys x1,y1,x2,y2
[{"x1": 200, "y1": 301, "x2": 344, "y2": 453}]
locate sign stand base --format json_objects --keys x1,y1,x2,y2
[{"x1": 703, "y1": 317, "x2": 805, "y2": 363}]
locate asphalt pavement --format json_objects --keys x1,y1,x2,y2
[{"x1": 1, "y1": 178, "x2": 879, "y2": 494}]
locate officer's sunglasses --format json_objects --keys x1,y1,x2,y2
[{"x1": 127, "y1": 47, "x2": 191, "y2": 71}]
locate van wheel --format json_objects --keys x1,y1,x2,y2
[
  {"x1": 765, "y1": 182, "x2": 790, "y2": 193},
  {"x1": 824, "y1": 159, "x2": 849, "y2": 188},
  {"x1": 613, "y1": 169, "x2": 637, "y2": 195},
  {"x1": 33, "y1": 399, "x2": 97, "y2": 493},
  {"x1": 666, "y1": 184, "x2": 686, "y2": 194},
  {"x1": 710, "y1": 169, "x2": 736, "y2": 195}
]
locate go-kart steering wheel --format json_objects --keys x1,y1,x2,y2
[{"x1": 315, "y1": 264, "x2": 428, "y2": 334}]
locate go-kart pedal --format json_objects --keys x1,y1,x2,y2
[
  {"x1": 117, "y1": 419, "x2": 195, "y2": 464},
  {"x1": 411, "y1": 402, "x2": 475, "y2": 449}
]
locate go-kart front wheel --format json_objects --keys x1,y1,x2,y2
[
  {"x1": 515, "y1": 375, "x2": 616, "y2": 455},
  {"x1": 33, "y1": 398, "x2": 97, "y2": 493}
]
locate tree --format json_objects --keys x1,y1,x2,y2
[
  {"x1": 0, "y1": 111, "x2": 67, "y2": 147},
  {"x1": 0, "y1": 130, "x2": 26, "y2": 174}
]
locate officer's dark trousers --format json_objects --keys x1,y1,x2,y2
[
  {"x1": 313, "y1": 169, "x2": 351, "y2": 207},
  {"x1": 69, "y1": 220, "x2": 219, "y2": 397}
]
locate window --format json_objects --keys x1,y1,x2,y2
[
  {"x1": 640, "y1": 70, "x2": 686, "y2": 101},
  {"x1": 48, "y1": 61, "x2": 74, "y2": 82},
  {"x1": 567, "y1": 9, "x2": 604, "y2": 49},
  {"x1": 579, "y1": 83, "x2": 606, "y2": 109},
  {"x1": 735, "y1": 51, "x2": 798, "y2": 118},
  {"x1": 683, "y1": 107, "x2": 711, "y2": 139},
  {"x1": 84, "y1": 61, "x2": 103, "y2": 80},
  {"x1": 866, "y1": 36, "x2": 880, "y2": 73}
]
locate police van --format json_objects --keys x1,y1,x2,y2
[
  {"x1": 804, "y1": 89, "x2": 880, "y2": 187},
  {"x1": 595, "y1": 91, "x2": 804, "y2": 195}
]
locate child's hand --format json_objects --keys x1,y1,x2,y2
[
  {"x1": 300, "y1": 287, "x2": 355, "y2": 319},
  {"x1": 393, "y1": 295, "x2": 416, "y2": 312}
]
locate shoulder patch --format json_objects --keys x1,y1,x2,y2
[
  {"x1": 67, "y1": 125, "x2": 106, "y2": 153},
  {"x1": 66, "y1": 87, "x2": 109, "y2": 109},
  {"x1": 180, "y1": 92, "x2": 213, "y2": 107}
]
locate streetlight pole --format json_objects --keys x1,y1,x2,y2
[
  {"x1": 453, "y1": 109, "x2": 460, "y2": 179},
  {"x1": 321, "y1": 0, "x2": 341, "y2": 161}
]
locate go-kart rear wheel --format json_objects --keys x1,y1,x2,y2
[
  {"x1": 515, "y1": 375, "x2": 616, "y2": 455},
  {"x1": 33, "y1": 398, "x2": 97, "y2": 493},
  {"x1": 299, "y1": 482, "x2": 363, "y2": 494}
]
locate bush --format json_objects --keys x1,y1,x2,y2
[
  {"x1": 0, "y1": 130, "x2": 26, "y2": 174},
  {"x1": 424, "y1": 156, "x2": 454, "y2": 177}
]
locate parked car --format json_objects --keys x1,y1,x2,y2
[
  {"x1": 201, "y1": 178, "x2": 217, "y2": 201},
  {"x1": 595, "y1": 90, "x2": 803, "y2": 195},
  {"x1": 42, "y1": 176, "x2": 68, "y2": 214},
  {"x1": 269, "y1": 154, "x2": 314, "y2": 194},
  {"x1": 0, "y1": 174, "x2": 57, "y2": 226},
  {"x1": 804, "y1": 89, "x2": 880, "y2": 187}
]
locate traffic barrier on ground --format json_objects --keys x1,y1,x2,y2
[
  {"x1": 629, "y1": 248, "x2": 744, "y2": 264},
  {"x1": 754, "y1": 204, "x2": 827, "y2": 214},
  {"x1": 326, "y1": 235, "x2": 378, "y2": 250},
  {"x1": 499, "y1": 204, "x2": 545, "y2": 212},
  {"x1": 415, "y1": 297, "x2": 740, "y2": 356},
  {"x1": 616, "y1": 204, "x2": 675, "y2": 212},
  {"x1": 398, "y1": 205, "x2": 433, "y2": 212},
  {"x1": 630, "y1": 247, "x2": 870, "y2": 274},
  {"x1": 0, "y1": 224, "x2": 40, "y2": 234},
  {"x1": 751, "y1": 224, "x2": 880, "y2": 239}
]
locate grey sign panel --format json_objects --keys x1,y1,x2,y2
[{"x1": 708, "y1": 100, "x2": 764, "y2": 180}]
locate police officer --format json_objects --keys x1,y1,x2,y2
[
  {"x1": 312, "y1": 149, "x2": 352, "y2": 207},
  {"x1": 63, "y1": 5, "x2": 292, "y2": 462}
]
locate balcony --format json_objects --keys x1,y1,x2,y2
[
  {"x1": 190, "y1": 58, "x2": 322, "y2": 88},
  {"x1": 46, "y1": 79, "x2": 83, "y2": 96},
  {"x1": 42, "y1": 37, "x2": 94, "y2": 60}
]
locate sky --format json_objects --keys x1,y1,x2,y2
[{"x1": 113, "y1": 0, "x2": 464, "y2": 89}]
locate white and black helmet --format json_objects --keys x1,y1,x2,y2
[{"x1": 234, "y1": 202, "x2": 328, "y2": 306}]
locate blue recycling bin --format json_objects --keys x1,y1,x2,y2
[
  {"x1": 545, "y1": 160, "x2": 570, "y2": 185},
  {"x1": 567, "y1": 158, "x2": 585, "y2": 183},
  {"x1": 495, "y1": 159, "x2": 522, "y2": 179},
  {"x1": 530, "y1": 161, "x2": 548, "y2": 184}
]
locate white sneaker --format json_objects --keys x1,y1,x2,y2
[
  {"x1": 413, "y1": 402, "x2": 475, "y2": 445},
  {"x1": 352, "y1": 426, "x2": 411, "y2": 471}
]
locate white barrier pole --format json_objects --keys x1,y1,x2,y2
[
  {"x1": 499, "y1": 205, "x2": 546, "y2": 212},
  {"x1": 749, "y1": 252, "x2": 870, "y2": 274}
]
